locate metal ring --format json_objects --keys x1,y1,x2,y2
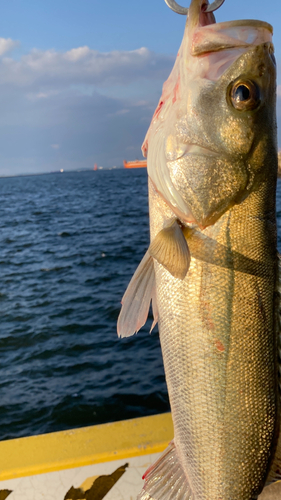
[
  {"x1": 164, "y1": 0, "x2": 225, "y2": 15},
  {"x1": 204, "y1": 0, "x2": 225, "y2": 12},
  {"x1": 164, "y1": 0, "x2": 188, "y2": 15}
]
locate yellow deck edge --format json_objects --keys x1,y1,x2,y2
[{"x1": 0, "y1": 412, "x2": 173, "y2": 481}]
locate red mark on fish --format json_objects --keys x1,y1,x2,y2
[{"x1": 215, "y1": 339, "x2": 225, "y2": 353}]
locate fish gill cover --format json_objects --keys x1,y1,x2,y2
[
  {"x1": 143, "y1": 0, "x2": 273, "y2": 228},
  {"x1": 118, "y1": 0, "x2": 281, "y2": 499}
]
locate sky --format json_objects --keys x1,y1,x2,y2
[{"x1": 0, "y1": 0, "x2": 280, "y2": 176}]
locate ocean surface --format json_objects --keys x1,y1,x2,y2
[
  {"x1": 0, "y1": 169, "x2": 169, "y2": 441},
  {"x1": 1, "y1": 170, "x2": 281, "y2": 442}
]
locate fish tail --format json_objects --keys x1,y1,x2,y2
[{"x1": 137, "y1": 440, "x2": 195, "y2": 500}]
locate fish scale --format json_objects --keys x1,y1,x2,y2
[
  {"x1": 117, "y1": 0, "x2": 281, "y2": 497},
  {"x1": 149, "y1": 174, "x2": 278, "y2": 499}
]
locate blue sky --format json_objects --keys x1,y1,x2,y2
[{"x1": 0, "y1": 0, "x2": 280, "y2": 175}]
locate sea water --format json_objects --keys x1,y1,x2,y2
[
  {"x1": 1, "y1": 170, "x2": 281, "y2": 441},
  {"x1": 0, "y1": 169, "x2": 168, "y2": 440}
]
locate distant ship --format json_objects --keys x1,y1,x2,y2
[{"x1": 123, "y1": 159, "x2": 147, "y2": 169}]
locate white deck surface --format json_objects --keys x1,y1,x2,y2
[
  {"x1": 0, "y1": 452, "x2": 161, "y2": 500},
  {"x1": 1, "y1": 452, "x2": 281, "y2": 499}
]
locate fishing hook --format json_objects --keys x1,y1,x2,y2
[{"x1": 164, "y1": 0, "x2": 225, "y2": 15}]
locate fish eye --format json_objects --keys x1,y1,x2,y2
[{"x1": 229, "y1": 79, "x2": 261, "y2": 111}]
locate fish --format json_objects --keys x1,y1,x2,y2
[{"x1": 117, "y1": 0, "x2": 281, "y2": 498}]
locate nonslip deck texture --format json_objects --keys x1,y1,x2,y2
[
  {"x1": 0, "y1": 413, "x2": 280, "y2": 499},
  {"x1": 0, "y1": 413, "x2": 172, "y2": 500}
]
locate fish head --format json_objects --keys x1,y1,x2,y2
[
  {"x1": 167, "y1": 40, "x2": 277, "y2": 227},
  {"x1": 144, "y1": 3, "x2": 277, "y2": 228}
]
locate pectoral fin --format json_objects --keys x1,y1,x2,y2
[
  {"x1": 117, "y1": 219, "x2": 189, "y2": 337},
  {"x1": 117, "y1": 251, "x2": 157, "y2": 338},
  {"x1": 150, "y1": 283, "x2": 159, "y2": 333},
  {"x1": 149, "y1": 219, "x2": 190, "y2": 279}
]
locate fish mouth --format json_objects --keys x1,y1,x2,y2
[
  {"x1": 182, "y1": 144, "x2": 219, "y2": 157},
  {"x1": 166, "y1": 143, "x2": 219, "y2": 162}
]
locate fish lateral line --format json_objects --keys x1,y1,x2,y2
[
  {"x1": 183, "y1": 226, "x2": 272, "y2": 277},
  {"x1": 120, "y1": 0, "x2": 281, "y2": 496}
]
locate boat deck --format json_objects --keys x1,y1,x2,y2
[
  {"x1": 0, "y1": 412, "x2": 280, "y2": 499},
  {"x1": 0, "y1": 413, "x2": 172, "y2": 500}
]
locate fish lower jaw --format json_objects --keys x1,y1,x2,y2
[{"x1": 166, "y1": 144, "x2": 219, "y2": 161}]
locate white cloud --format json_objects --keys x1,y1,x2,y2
[
  {"x1": 64, "y1": 46, "x2": 91, "y2": 62},
  {"x1": 134, "y1": 100, "x2": 149, "y2": 106},
  {"x1": 113, "y1": 109, "x2": 130, "y2": 115},
  {"x1": 26, "y1": 90, "x2": 60, "y2": 100},
  {"x1": 0, "y1": 38, "x2": 19, "y2": 56},
  {"x1": 3, "y1": 39, "x2": 280, "y2": 174},
  {"x1": 0, "y1": 39, "x2": 174, "y2": 175},
  {"x1": 0, "y1": 45, "x2": 173, "y2": 89},
  {"x1": 0, "y1": 74, "x2": 157, "y2": 175}
]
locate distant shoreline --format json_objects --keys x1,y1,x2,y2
[{"x1": 0, "y1": 166, "x2": 124, "y2": 179}]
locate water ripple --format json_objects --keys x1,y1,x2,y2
[{"x1": 0, "y1": 169, "x2": 168, "y2": 440}]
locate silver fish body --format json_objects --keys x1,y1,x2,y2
[
  {"x1": 149, "y1": 175, "x2": 278, "y2": 499},
  {"x1": 118, "y1": 1, "x2": 281, "y2": 498}
]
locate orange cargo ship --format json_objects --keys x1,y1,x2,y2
[{"x1": 123, "y1": 159, "x2": 147, "y2": 169}]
